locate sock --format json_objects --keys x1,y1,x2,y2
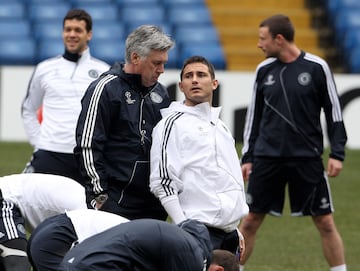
[
  {"x1": 239, "y1": 264, "x2": 244, "y2": 271},
  {"x1": 330, "y1": 264, "x2": 347, "y2": 271}
]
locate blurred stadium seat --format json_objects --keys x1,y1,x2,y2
[
  {"x1": 69, "y1": 0, "x2": 113, "y2": 5},
  {"x1": 28, "y1": 2, "x2": 72, "y2": 23},
  {"x1": 0, "y1": 1, "x2": 25, "y2": 19},
  {"x1": 166, "y1": 46, "x2": 179, "y2": 69},
  {"x1": 174, "y1": 25, "x2": 220, "y2": 44},
  {"x1": 179, "y1": 43, "x2": 226, "y2": 69},
  {"x1": 334, "y1": 9, "x2": 360, "y2": 45},
  {"x1": 347, "y1": 47, "x2": 360, "y2": 73},
  {"x1": 162, "y1": 0, "x2": 205, "y2": 7},
  {"x1": 0, "y1": 0, "x2": 225, "y2": 69},
  {"x1": 126, "y1": 22, "x2": 172, "y2": 37},
  {"x1": 0, "y1": 20, "x2": 31, "y2": 38},
  {"x1": 115, "y1": 0, "x2": 159, "y2": 6},
  {"x1": 327, "y1": 0, "x2": 360, "y2": 17},
  {"x1": 33, "y1": 20, "x2": 63, "y2": 40},
  {"x1": 0, "y1": 38, "x2": 36, "y2": 65},
  {"x1": 92, "y1": 21, "x2": 125, "y2": 41},
  {"x1": 90, "y1": 39, "x2": 125, "y2": 65},
  {"x1": 24, "y1": 0, "x2": 67, "y2": 2},
  {"x1": 343, "y1": 28, "x2": 360, "y2": 53},
  {"x1": 167, "y1": 5, "x2": 212, "y2": 27},
  {"x1": 72, "y1": 3, "x2": 119, "y2": 21},
  {"x1": 121, "y1": 5, "x2": 167, "y2": 36},
  {"x1": 121, "y1": 5, "x2": 165, "y2": 28},
  {"x1": 37, "y1": 38, "x2": 64, "y2": 63}
]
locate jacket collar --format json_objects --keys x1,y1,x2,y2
[
  {"x1": 117, "y1": 63, "x2": 157, "y2": 94},
  {"x1": 62, "y1": 48, "x2": 90, "y2": 63},
  {"x1": 162, "y1": 101, "x2": 222, "y2": 124}
]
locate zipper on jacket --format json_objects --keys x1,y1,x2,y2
[
  {"x1": 138, "y1": 84, "x2": 158, "y2": 154},
  {"x1": 139, "y1": 98, "x2": 146, "y2": 152}
]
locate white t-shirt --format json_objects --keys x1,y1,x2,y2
[{"x1": 66, "y1": 209, "x2": 129, "y2": 243}]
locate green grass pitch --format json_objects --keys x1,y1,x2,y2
[{"x1": 0, "y1": 141, "x2": 359, "y2": 270}]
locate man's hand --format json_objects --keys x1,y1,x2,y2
[
  {"x1": 241, "y1": 163, "x2": 253, "y2": 181},
  {"x1": 327, "y1": 158, "x2": 343, "y2": 177},
  {"x1": 95, "y1": 193, "x2": 108, "y2": 210},
  {"x1": 237, "y1": 230, "x2": 245, "y2": 261}
]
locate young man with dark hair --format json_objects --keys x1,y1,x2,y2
[
  {"x1": 22, "y1": 9, "x2": 110, "y2": 182},
  {"x1": 150, "y1": 56, "x2": 248, "y2": 255},
  {"x1": 239, "y1": 14, "x2": 347, "y2": 271}
]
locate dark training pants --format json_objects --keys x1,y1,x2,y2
[{"x1": 27, "y1": 214, "x2": 77, "y2": 271}]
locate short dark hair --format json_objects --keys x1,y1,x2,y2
[
  {"x1": 260, "y1": 14, "x2": 294, "y2": 42},
  {"x1": 211, "y1": 250, "x2": 239, "y2": 271},
  {"x1": 63, "y1": 9, "x2": 92, "y2": 32},
  {"x1": 180, "y1": 55, "x2": 215, "y2": 80}
]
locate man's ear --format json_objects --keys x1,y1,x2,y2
[
  {"x1": 131, "y1": 52, "x2": 140, "y2": 65},
  {"x1": 212, "y1": 79, "x2": 219, "y2": 91},
  {"x1": 178, "y1": 82, "x2": 184, "y2": 93},
  {"x1": 207, "y1": 264, "x2": 224, "y2": 271}
]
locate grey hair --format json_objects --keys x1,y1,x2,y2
[{"x1": 125, "y1": 25, "x2": 175, "y2": 63}]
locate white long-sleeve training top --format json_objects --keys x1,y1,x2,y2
[
  {"x1": 150, "y1": 101, "x2": 249, "y2": 232},
  {"x1": 0, "y1": 173, "x2": 87, "y2": 232},
  {"x1": 21, "y1": 48, "x2": 109, "y2": 153}
]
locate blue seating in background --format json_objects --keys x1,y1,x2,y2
[
  {"x1": 344, "y1": 28, "x2": 360, "y2": 53},
  {"x1": 179, "y1": 43, "x2": 226, "y2": 69},
  {"x1": 23, "y1": 0, "x2": 68, "y2": 2},
  {"x1": 0, "y1": 38, "x2": 36, "y2": 65},
  {"x1": 347, "y1": 47, "x2": 360, "y2": 73},
  {"x1": 92, "y1": 21, "x2": 125, "y2": 41},
  {"x1": 0, "y1": 1, "x2": 26, "y2": 19},
  {"x1": 167, "y1": 5, "x2": 212, "y2": 26},
  {"x1": 162, "y1": 0, "x2": 205, "y2": 7},
  {"x1": 37, "y1": 38, "x2": 64, "y2": 63},
  {"x1": 327, "y1": 0, "x2": 360, "y2": 17},
  {"x1": 0, "y1": 0, "x2": 227, "y2": 69},
  {"x1": 166, "y1": 46, "x2": 179, "y2": 69},
  {"x1": 334, "y1": 9, "x2": 360, "y2": 35},
  {"x1": 333, "y1": 9, "x2": 360, "y2": 47},
  {"x1": 331, "y1": 8, "x2": 360, "y2": 72},
  {"x1": 121, "y1": 5, "x2": 166, "y2": 32},
  {"x1": 126, "y1": 22, "x2": 172, "y2": 38},
  {"x1": 174, "y1": 25, "x2": 220, "y2": 44},
  {"x1": 28, "y1": 2, "x2": 71, "y2": 23},
  {"x1": 69, "y1": 0, "x2": 113, "y2": 5},
  {"x1": 173, "y1": 25, "x2": 223, "y2": 69},
  {"x1": 33, "y1": 20, "x2": 63, "y2": 40},
  {"x1": 73, "y1": 3, "x2": 119, "y2": 21},
  {"x1": 0, "y1": 20, "x2": 31, "y2": 38},
  {"x1": 115, "y1": 0, "x2": 159, "y2": 6},
  {"x1": 90, "y1": 39, "x2": 125, "y2": 65}
]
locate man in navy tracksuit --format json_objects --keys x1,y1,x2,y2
[
  {"x1": 74, "y1": 25, "x2": 174, "y2": 220},
  {"x1": 58, "y1": 219, "x2": 238, "y2": 271},
  {"x1": 239, "y1": 14, "x2": 347, "y2": 271}
]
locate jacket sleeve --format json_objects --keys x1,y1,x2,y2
[
  {"x1": 21, "y1": 66, "x2": 44, "y2": 147},
  {"x1": 74, "y1": 78, "x2": 113, "y2": 195},
  {"x1": 241, "y1": 76, "x2": 264, "y2": 164},
  {"x1": 320, "y1": 66, "x2": 347, "y2": 161},
  {"x1": 149, "y1": 118, "x2": 186, "y2": 223}
]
